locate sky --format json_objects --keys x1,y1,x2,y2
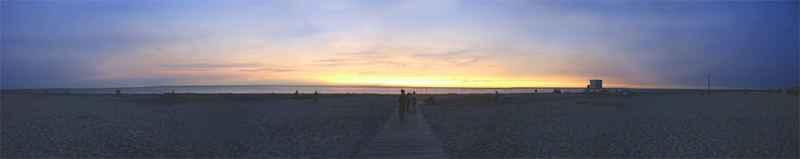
[{"x1": 1, "y1": 0, "x2": 798, "y2": 89}]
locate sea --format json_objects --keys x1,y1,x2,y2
[{"x1": 0, "y1": 85, "x2": 626, "y2": 94}]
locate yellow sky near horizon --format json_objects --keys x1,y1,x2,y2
[
  {"x1": 2, "y1": 1, "x2": 797, "y2": 89},
  {"x1": 83, "y1": 33, "x2": 674, "y2": 89}
]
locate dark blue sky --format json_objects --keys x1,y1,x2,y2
[{"x1": 1, "y1": 1, "x2": 797, "y2": 89}]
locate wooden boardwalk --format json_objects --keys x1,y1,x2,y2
[{"x1": 360, "y1": 109, "x2": 446, "y2": 158}]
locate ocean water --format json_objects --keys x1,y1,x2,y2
[{"x1": 1, "y1": 85, "x2": 601, "y2": 94}]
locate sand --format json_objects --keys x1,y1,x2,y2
[
  {"x1": 421, "y1": 92, "x2": 799, "y2": 157},
  {"x1": 1, "y1": 94, "x2": 395, "y2": 157},
  {"x1": 2, "y1": 92, "x2": 797, "y2": 157}
]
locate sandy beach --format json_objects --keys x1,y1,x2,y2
[
  {"x1": 3, "y1": 0, "x2": 797, "y2": 158},
  {"x1": 1, "y1": 94, "x2": 395, "y2": 157},
  {"x1": 1, "y1": 92, "x2": 797, "y2": 157},
  {"x1": 421, "y1": 92, "x2": 799, "y2": 157}
]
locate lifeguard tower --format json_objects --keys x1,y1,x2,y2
[{"x1": 589, "y1": 79, "x2": 602, "y2": 89}]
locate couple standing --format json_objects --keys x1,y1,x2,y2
[{"x1": 397, "y1": 89, "x2": 417, "y2": 121}]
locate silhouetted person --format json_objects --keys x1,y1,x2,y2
[
  {"x1": 495, "y1": 91, "x2": 499, "y2": 100},
  {"x1": 398, "y1": 89, "x2": 409, "y2": 121},
  {"x1": 116, "y1": 90, "x2": 121, "y2": 95},
  {"x1": 44, "y1": 90, "x2": 48, "y2": 94},
  {"x1": 406, "y1": 92, "x2": 412, "y2": 112},
  {"x1": 411, "y1": 91, "x2": 417, "y2": 113},
  {"x1": 294, "y1": 90, "x2": 299, "y2": 97},
  {"x1": 313, "y1": 90, "x2": 318, "y2": 102},
  {"x1": 534, "y1": 89, "x2": 538, "y2": 94}
]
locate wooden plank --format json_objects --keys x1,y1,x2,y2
[{"x1": 360, "y1": 108, "x2": 446, "y2": 158}]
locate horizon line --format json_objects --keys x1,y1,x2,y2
[{"x1": 2, "y1": 84, "x2": 792, "y2": 91}]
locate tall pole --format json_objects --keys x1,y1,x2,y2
[{"x1": 708, "y1": 73, "x2": 711, "y2": 95}]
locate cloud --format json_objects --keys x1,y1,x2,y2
[
  {"x1": 412, "y1": 49, "x2": 486, "y2": 66},
  {"x1": 158, "y1": 63, "x2": 262, "y2": 69},
  {"x1": 239, "y1": 67, "x2": 295, "y2": 72},
  {"x1": 314, "y1": 58, "x2": 346, "y2": 63},
  {"x1": 1, "y1": 1, "x2": 796, "y2": 89}
]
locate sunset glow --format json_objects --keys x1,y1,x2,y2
[
  {"x1": 1, "y1": 1, "x2": 797, "y2": 89},
  {"x1": 317, "y1": 76, "x2": 591, "y2": 88}
]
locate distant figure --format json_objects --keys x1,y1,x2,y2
[
  {"x1": 313, "y1": 90, "x2": 319, "y2": 102},
  {"x1": 44, "y1": 90, "x2": 48, "y2": 94},
  {"x1": 115, "y1": 90, "x2": 121, "y2": 95},
  {"x1": 700, "y1": 90, "x2": 705, "y2": 97},
  {"x1": 411, "y1": 91, "x2": 417, "y2": 113},
  {"x1": 398, "y1": 89, "x2": 409, "y2": 121},
  {"x1": 294, "y1": 90, "x2": 299, "y2": 97},
  {"x1": 406, "y1": 91, "x2": 412, "y2": 112},
  {"x1": 495, "y1": 91, "x2": 499, "y2": 100},
  {"x1": 534, "y1": 89, "x2": 537, "y2": 94},
  {"x1": 405, "y1": 91, "x2": 411, "y2": 112},
  {"x1": 172, "y1": 90, "x2": 175, "y2": 94}
]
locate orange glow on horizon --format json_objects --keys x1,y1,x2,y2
[{"x1": 317, "y1": 75, "x2": 590, "y2": 88}]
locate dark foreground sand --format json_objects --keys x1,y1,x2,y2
[
  {"x1": 1, "y1": 94, "x2": 395, "y2": 157},
  {"x1": 2, "y1": 92, "x2": 797, "y2": 157},
  {"x1": 421, "y1": 93, "x2": 799, "y2": 157}
]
